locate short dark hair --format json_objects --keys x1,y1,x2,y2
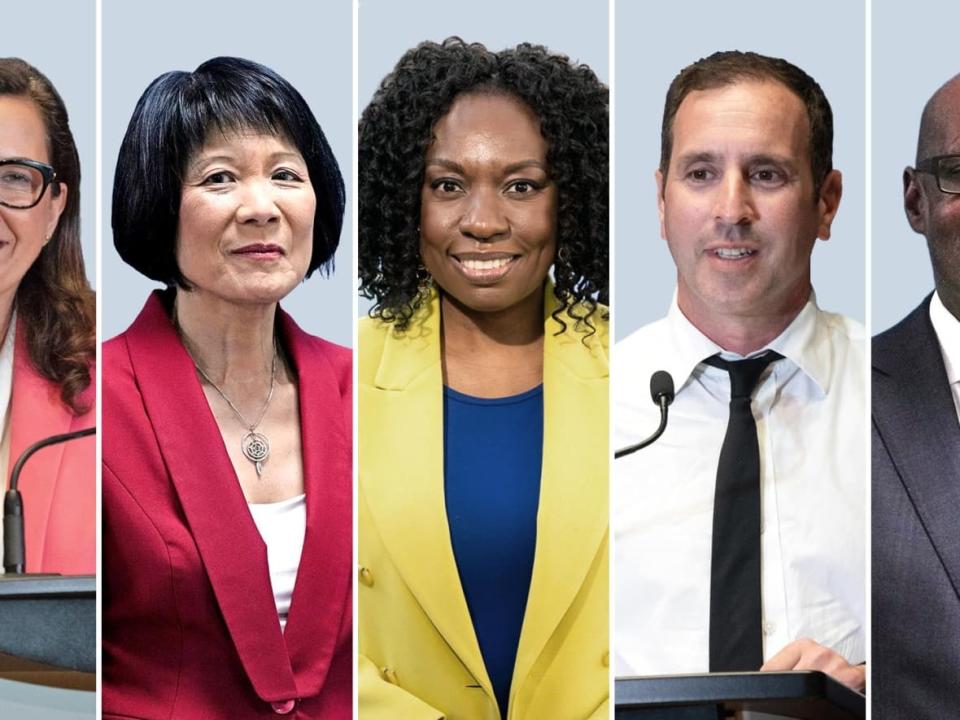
[
  {"x1": 113, "y1": 56, "x2": 345, "y2": 287},
  {"x1": 0, "y1": 57, "x2": 94, "y2": 415},
  {"x1": 359, "y1": 38, "x2": 608, "y2": 333},
  {"x1": 660, "y1": 50, "x2": 834, "y2": 197}
]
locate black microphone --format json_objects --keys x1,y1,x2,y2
[
  {"x1": 4, "y1": 427, "x2": 96, "y2": 574},
  {"x1": 615, "y1": 371, "x2": 675, "y2": 459}
]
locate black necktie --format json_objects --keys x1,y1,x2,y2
[{"x1": 703, "y1": 351, "x2": 783, "y2": 672}]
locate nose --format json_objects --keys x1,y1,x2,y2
[
  {"x1": 458, "y1": 188, "x2": 508, "y2": 242},
  {"x1": 235, "y1": 179, "x2": 281, "y2": 226},
  {"x1": 713, "y1": 173, "x2": 756, "y2": 226}
]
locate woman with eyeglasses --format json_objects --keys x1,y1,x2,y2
[{"x1": 0, "y1": 58, "x2": 95, "y2": 574}]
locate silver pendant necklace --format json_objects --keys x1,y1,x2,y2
[{"x1": 194, "y1": 349, "x2": 277, "y2": 477}]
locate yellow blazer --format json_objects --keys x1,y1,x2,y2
[{"x1": 359, "y1": 284, "x2": 609, "y2": 720}]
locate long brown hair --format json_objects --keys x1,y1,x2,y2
[{"x1": 0, "y1": 58, "x2": 94, "y2": 415}]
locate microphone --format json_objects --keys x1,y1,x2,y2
[
  {"x1": 4, "y1": 427, "x2": 96, "y2": 574},
  {"x1": 615, "y1": 371, "x2": 675, "y2": 459}
]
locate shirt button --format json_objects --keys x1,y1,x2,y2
[
  {"x1": 601, "y1": 651, "x2": 609, "y2": 668},
  {"x1": 382, "y1": 667, "x2": 399, "y2": 685},
  {"x1": 359, "y1": 566, "x2": 375, "y2": 587},
  {"x1": 763, "y1": 621, "x2": 777, "y2": 635},
  {"x1": 270, "y1": 699, "x2": 296, "y2": 714}
]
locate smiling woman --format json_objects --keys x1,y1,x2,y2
[
  {"x1": 358, "y1": 38, "x2": 609, "y2": 720},
  {"x1": 0, "y1": 58, "x2": 95, "y2": 576},
  {"x1": 102, "y1": 57, "x2": 352, "y2": 719}
]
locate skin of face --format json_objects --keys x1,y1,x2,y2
[
  {"x1": 176, "y1": 130, "x2": 315, "y2": 307},
  {"x1": 419, "y1": 92, "x2": 558, "y2": 318},
  {"x1": 904, "y1": 78, "x2": 960, "y2": 316},
  {"x1": 656, "y1": 80, "x2": 841, "y2": 334},
  {"x1": 0, "y1": 95, "x2": 67, "y2": 307}
]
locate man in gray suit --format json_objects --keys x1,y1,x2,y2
[{"x1": 873, "y1": 73, "x2": 960, "y2": 717}]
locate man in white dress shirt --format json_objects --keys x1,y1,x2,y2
[{"x1": 614, "y1": 51, "x2": 866, "y2": 691}]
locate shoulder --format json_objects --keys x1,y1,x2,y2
[
  {"x1": 615, "y1": 316, "x2": 670, "y2": 363},
  {"x1": 814, "y1": 307, "x2": 866, "y2": 365},
  {"x1": 358, "y1": 315, "x2": 391, "y2": 385},
  {"x1": 286, "y1": 323, "x2": 352, "y2": 399},
  {"x1": 872, "y1": 296, "x2": 931, "y2": 363}
]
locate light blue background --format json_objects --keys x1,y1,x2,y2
[
  {"x1": 358, "y1": 0, "x2": 609, "y2": 317},
  {"x1": 102, "y1": 0, "x2": 353, "y2": 345},
  {"x1": 872, "y1": 2, "x2": 960, "y2": 333},
  {"x1": 0, "y1": 679, "x2": 92, "y2": 719},
  {"x1": 3, "y1": 0, "x2": 95, "y2": 288},
  {"x1": 615, "y1": 0, "x2": 866, "y2": 340}
]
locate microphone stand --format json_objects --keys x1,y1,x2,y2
[
  {"x1": 615, "y1": 395, "x2": 670, "y2": 459},
  {"x1": 4, "y1": 426, "x2": 96, "y2": 574},
  {"x1": 615, "y1": 370, "x2": 675, "y2": 459}
]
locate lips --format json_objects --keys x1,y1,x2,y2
[
  {"x1": 707, "y1": 245, "x2": 758, "y2": 261},
  {"x1": 450, "y1": 252, "x2": 519, "y2": 282},
  {"x1": 232, "y1": 243, "x2": 285, "y2": 259}
]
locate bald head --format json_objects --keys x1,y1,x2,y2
[{"x1": 917, "y1": 74, "x2": 960, "y2": 163}]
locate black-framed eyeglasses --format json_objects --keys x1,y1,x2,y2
[
  {"x1": 0, "y1": 158, "x2": 58, "y2": 209},
  {"x1": 914, "y1": 154, "x2": 960, "y2": 195}
]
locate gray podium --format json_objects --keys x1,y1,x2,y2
[
  {"x1": 616, "y1": 671, "x2": 865, "y2": 720},
  {"x1": 0, "y1": 576, "x2": 94, "y2": 672}
]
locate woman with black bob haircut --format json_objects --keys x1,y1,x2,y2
[
  {"x1": 358, "y1": 39, "x2": 609, "y2": 719},
  {"x1": 103, "y1": 57, "x2": 352, "y2": 719},
  {"x1": 0, "y1": 58, "x2": 95, "y2": 575}
]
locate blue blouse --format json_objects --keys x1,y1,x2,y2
[{"x1": 443, "y1": 384, "x2": 544, "y2": 719}]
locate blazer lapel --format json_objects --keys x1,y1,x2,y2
[
  {"x1": 280, "y1": 311, "x2": 353, "y2": 695},
  {"x1": 8, "y1": 316, "x2": 79, "y2": 572},
  {"x1": 512, "y1": 290, "x2": 609, "y2": 702},
  {"x1": 360, "y1": 292, "x2": 494, "y2": 695},
  {"x1": 873, "y1": 297, "x2": 960, "y2": 602},
  {"x1": 124, "y1": 292, "x2": 298, "y2": 701}
]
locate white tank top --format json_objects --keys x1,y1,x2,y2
[{"x1": 247, "y1": 493, "x2": 306, "y2": 630}]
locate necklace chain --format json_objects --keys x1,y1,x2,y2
[
  {"x1": 173, "y1": 301, "x2": 278, "y2": 478},
  {"x1": 193, "y1": 349, "x2": 277, "y2": 432}
]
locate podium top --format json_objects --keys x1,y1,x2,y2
[
  {"x1": 615, "y1": 671, "x2": 865, "y2": 720},
  {"x1": 0, "y1": 576, "x2": 94, "y2": 599}
]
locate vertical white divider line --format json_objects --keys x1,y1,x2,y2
[
  {"x1": 351, "y1": 1, "x2": 360, "y2": 719},
  {"x1": 863, "y1": 0, "x2": 873, "y2": 716},
  {"x1": 607, "y1": 0, "x2": 616, "y2": 715},
  {"x1": 95, "y1": 0, "x2": 104, "y2": 715}
]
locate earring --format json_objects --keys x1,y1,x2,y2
[{"x1": 557, "y1": 245, "x2": 570, "y2": 264}]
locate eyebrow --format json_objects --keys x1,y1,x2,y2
[
  {"x1": 424, "y1": 158, "x2": 549, "y2": 174},
  {"x1": 188, "y1": 151, "x2": 304, "y2": 172},
  {"x1": 674, "y1": 151, "x2": 799, "y2": 171}
]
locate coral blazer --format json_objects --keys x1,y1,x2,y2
[
  {"x1": 102, "y1": 292, "x2": 352, "y2": 719},
  {"x1": 359, "y1": 285, "x2": 610, "y2": 720},
  {"x1": 8, "y1": 316, "x2": 95, "y2": 574}
]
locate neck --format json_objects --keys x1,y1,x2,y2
[
  {"x1": 440, "y1": 286, "x2": 545, "y2": 352},
  {"x1": 439, "y1": 285, "x2": 546, "y2": 397},
  {"x1": 0, "y1": 290, "x2": 15, "y2": 346},
  {"x1": 678, "y1": 288, "x2": 809, "y2": 356},
  {"x1": 936, "y1": 279, "x2": 960, "y2": 324},
  {"x1": 174, "y1": 289, "x2": 277, "y2": 387}
]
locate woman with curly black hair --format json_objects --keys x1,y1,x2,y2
[{"x1": 359, "y1": 38, "x2": 609, "y2": 719}]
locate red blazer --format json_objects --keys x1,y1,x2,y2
[
  {"x1": 8, "y1": 315, "x2": 95, "y2": 574},
  {"x1": 102, "y1": 292, "x2": 352, "y2": 719}
]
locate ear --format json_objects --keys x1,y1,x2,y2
[
  {"x1": 44, "y1": 182, "x2": 68, "y2": 243},
  {"x1": 815, "y1": 170, "x2": 842, "y2": 240},
  {"x1": 903, "y1": 167, "x2": 927, "y2": 235},
  {"x1": 655, "y1": 169, "x2": 667, "y2": 240}
]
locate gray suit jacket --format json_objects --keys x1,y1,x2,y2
[{"x1": 873, "y1": 294, "x2": 960, "y2": 717}]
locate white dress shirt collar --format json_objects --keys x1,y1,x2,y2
[
  {"x1": 664, "y1": 291, "x2": 831, "y2": 399},
  {"x1": 930, "y1": 290, "x2": 960, "y2": 386}
]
